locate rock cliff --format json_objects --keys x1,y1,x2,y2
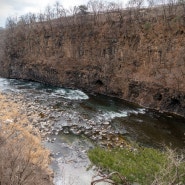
[{"x1": 0, "y1": 6, "x2": 185, "y2": 117}]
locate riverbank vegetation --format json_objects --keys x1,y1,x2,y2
[
  {"x1": 88, "y1": 146, "x2": 185, "y2": 185},
  {"x1": 0, "y1": 93, "x2": 53, "y2": 185}
]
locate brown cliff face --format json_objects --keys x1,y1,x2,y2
[{"x1": 0, "y1": 6, "x2": 185, "y2": 117}]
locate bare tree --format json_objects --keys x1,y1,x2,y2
[
  {"x1": 77, "y1": 5, "x2": 89, "y2": 24},
  {"x1": 6, "y1": 16, "x2": 17, "y2": 33},
  {"x1": 147, "y1": 0, "x2": 156, "y2": 7},
  {"x1": 37, "y1": 12, "x2": 45, "y2": 23},
  {"x1": 88, "y1": 0, "x2": 105, "y2": 24},
  {"x1": 127, "y1": 0, "x2": 145, "y2": 21},
  {"x1": 45, "y1": 5, "x2": 55, "y2": 32},
  {"x1": 166, "y1": 0, "x2": 178, "y2": 16},
  {"x1": 68, "y1": 6, "x2": 80, "y2": 25},
  {"x1": 54, "y1": 1, "x2": 61, "y2": 19},
  {"x1": 177, "y1": 0, "x2": 185, "y2": 22},
  {"x1": 105, "y1": 2, "x2": 120, "y2": 24},
  {"x1": 59, "y1": 7, "x2": 69, "y2": 26},
  {"x1": 146, "y1": 0, "x2": 161, "y2": 22},
  {"x1": 5, "y1": 16, "x2": 18, "y2": 58}
]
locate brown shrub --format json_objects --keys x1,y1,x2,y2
[{"x1": 0, "y1": 94, "x2": 53, "y2": 185}]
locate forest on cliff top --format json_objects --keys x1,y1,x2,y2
[{"x1": 5, "y1": 0, "x2": 185, "y2": 30}]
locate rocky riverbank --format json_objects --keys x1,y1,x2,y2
[
  {"x1": 0, "y1": 87, "x2": 128, "y2": 185},
  {"x1": 0, "y1": 90, "x2": 129, "y2": 148}
]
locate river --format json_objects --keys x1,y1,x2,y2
[{"x1": 0, "y1": 77, "x2": 185, "y2": 185}]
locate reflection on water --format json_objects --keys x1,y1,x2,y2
[{"x1": 0, "y1": 77, "x2": 185, "y2": 149}]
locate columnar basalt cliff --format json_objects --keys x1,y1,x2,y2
[{"x1": 0, "y1": 3, "x2": 185, "y2": 116}]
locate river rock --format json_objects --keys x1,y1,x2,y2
[{"x1": 103, "y1": 121, "x2": 110, "y2": 125}]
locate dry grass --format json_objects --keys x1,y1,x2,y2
[
  {"x1": 152, "y1": 148, "x2": 185, "y2": 185},
  {"x1": 0, "y1": 93, "x2": 53, "y2": 185}
]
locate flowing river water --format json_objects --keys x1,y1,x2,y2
[{"x1": 0, "y1": 77, "x2": 185, "y2": 185}]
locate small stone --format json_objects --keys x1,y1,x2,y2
[
  {"x1": 91, "y1": 135, "x2": 97, "y2": 140},
  {"x1": 103, "y1": 121, "x2": 110, "y2": 125},
  {"x1": 4, "y1": 119, "x2": 13, "y2": 124},
  {"x1": 56, "y1": 152, "x2": 60, "y2": 156},
  {"x1": 64, "y1": 129, "x2": 69, "y2": 134}
]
